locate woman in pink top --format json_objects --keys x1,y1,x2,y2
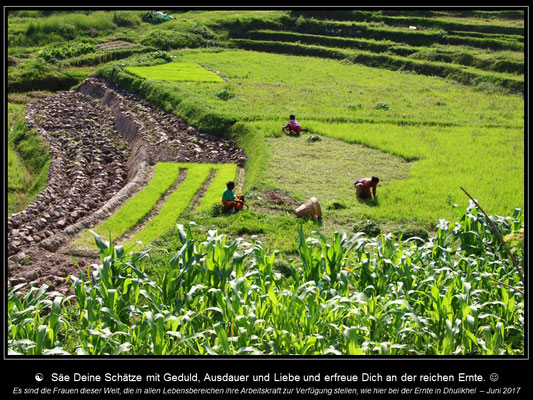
[
  {"x1": 282, "y1": 114, "x2": 302, "y2": 135},
  {"x1": 354, "y1": 177, "x2": 380, "y2": 199}
]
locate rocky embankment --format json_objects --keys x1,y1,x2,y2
[
  {"x1": 8, "y1": 77, "x2": 246, "y2": 293},
  {"x1": 8, "y1": 91, "x2": 130, "y2": 256}
]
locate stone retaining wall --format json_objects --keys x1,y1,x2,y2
[{"x1": 8, "y1": 77, "x2": 246, "y2": 256}]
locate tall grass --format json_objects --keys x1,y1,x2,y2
[
  {"x1": 291, "y1": 9, "x2": 524, "y2": 35},
  {"x1": 23, "y1": 11, "x2": 115, "y2": 44}
]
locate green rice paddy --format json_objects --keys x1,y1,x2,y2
[
  {"x1": 146, "y1": 49, "x2": 523, "y2": 222},
  {"x1": 125, "y1": 62, "x2": 224, "y2": 82},
  {"x1": 72, "y1": 162, "x2": 237, "y2": 251}
]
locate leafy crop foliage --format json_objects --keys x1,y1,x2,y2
[
  {"x1": 38, "y1": 43, "x2": 95, "y2": 62},
  {"x1": 126, "y1": 62, "x2": 224, "y2": 82},
  {"x1": 8, "y1": 204, "x2": 524, "y2": 355}
]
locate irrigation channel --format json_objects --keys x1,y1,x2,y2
[{"x1": 7, "y1": 77, "x2": 246, "y2": 295}]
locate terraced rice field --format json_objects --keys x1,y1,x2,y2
[
  {"x1": 72, "y1": 162, "x2": 237, "y2": 251},
  {"x1": 126, "y1": 62, "x2": 224, "y2": 82}
]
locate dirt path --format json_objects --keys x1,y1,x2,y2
[{"x1": 7, "y1": 77, "x2": 246, "y2": 295}]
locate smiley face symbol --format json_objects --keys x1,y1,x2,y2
[{"x1": 489, "y1": 373, "x2": 499, "y2": 382}]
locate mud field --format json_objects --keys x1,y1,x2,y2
[{"x1": 7, "y1": 77, "x2": 246, "y2": 295}]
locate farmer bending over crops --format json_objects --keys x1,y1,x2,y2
[
  {"x1": 282, "y1": 114, "x2": 302, "y2": 136},
  {"x1": 221, "y1": 181, "x2": 245, "y2": 213},
  {"x1": 354, "y1": 177, "x2": 379, "y2": 199}
]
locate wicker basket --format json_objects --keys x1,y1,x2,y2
[{"x1": 295, "y1": 197, "x2": 322, "y2": 218}]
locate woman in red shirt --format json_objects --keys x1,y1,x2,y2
[
  {"x1": 282, "y1": 114, "x2": 302, "y2": 135},
  {"x1": 354, "y1": 177, "x2": 379, "y2": 199}
]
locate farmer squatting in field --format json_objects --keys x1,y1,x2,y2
[
  {"x1": 282, "y1": 114, "x2": 303, "y2": 136},
  {"x1": 221, "y1": 180, "x2": 245, "y2": 213},
  {"x1": 354, "y1": 176, "x2": 380, "y2": 199}
]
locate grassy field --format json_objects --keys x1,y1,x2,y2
[
  {"x1": 161, "y1": 49, "x2": 523, "y2": 127},
  {"x1": 303, "y1": 121, "x2": 524, "y2": 221},
  {"x1": 105, "y1": 48, "x2": 523, "y2": 228},
  {"x1": 8, "y1": 9, "x2": 524, "y2": 238},
  {"x1": 126, "y1": 62, "x2": 224, "y2": 82}
]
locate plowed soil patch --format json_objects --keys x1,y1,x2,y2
[{"x1": 96, "y1": 40, "x2": 139, "y2": 50}]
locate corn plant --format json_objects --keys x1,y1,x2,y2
[
  {"x1": 8, "y1": 204, "x2": 524, "y2": 356},
  {"x1": 8, "y1": 283, "x2": 70, "y2": 355}
]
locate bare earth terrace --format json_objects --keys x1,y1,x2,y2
[{"x1": 7, "y1": 77, "x2": 246, "y2": 294}]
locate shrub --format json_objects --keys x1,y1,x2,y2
[
  {"x1": 140, "y1": 24, "x2": 220, "y2": 51},
  {"x1": 141, "y1": 31, "x2": 199, "y2": 50},
  {"x1": 216, "y1": 88, "x2": 235, "y2": 101},
  {"x1": 144, "y1": 50, "x2": 173, "y2": 63},
  {"x1": 374, "y1": 101, "x2": 390, "y2": 110},
  {"x1": 37, "y1": 43, "x2": 95, "y2": 62},
  {"x1": 141, "y1": 11, "x2": 173, "y2": 24},
  {"x1": 141, "y1": 30, "x2": 202, "y2": 50},
  {"x1": 187, "y1": 23, "x2": 220, "y2": 46}
]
